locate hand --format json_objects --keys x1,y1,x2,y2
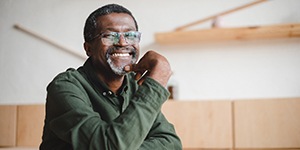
[{"x1": 124, "y1": 50, "x2": 172, "y2": 87}]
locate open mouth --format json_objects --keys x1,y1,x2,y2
[
  {"x1": 109, "y1": 51, "x2": 135, "y2": 60},
  {"x1": 111, "y1": 52, "x2": 131, "y2": 57}
]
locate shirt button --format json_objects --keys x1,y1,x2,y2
[
  {"x1": 102, "y1": 92, "x2": 107, "y2": 96},
  {"x1": 108, "y1": 91, "x2": 113, "y2": 95}
]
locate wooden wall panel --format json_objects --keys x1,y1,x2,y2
[
  {"x1": 234, "y1": 98, "x2": 300, "y2": 148},
  {"x1": 16, "y1": 105, "x2": 45, "y2": 147},
  {"x1": 0, "y1": 105, "x2": 17, "y2": 147},
  {"x1": 162, "y1": 100, "x2": 232, "y2": 149}
]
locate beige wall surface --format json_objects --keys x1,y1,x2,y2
[{"x1": 1, "y1": 1, "x2": 300, "y2": 104}]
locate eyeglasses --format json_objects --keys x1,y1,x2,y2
[{"x1": 94, "y1": 31, "x2": 141, "y2": 46}]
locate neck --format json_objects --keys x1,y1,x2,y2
[
  {"x1": 97, "y1": 71, "x2": 125, "y2": 94},
  {"x1": 89, "y1": 58, "x2": 125, "y2": 94}
]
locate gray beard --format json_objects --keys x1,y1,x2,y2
[
  {"x1": 105, "y1": 46, "x2": 137, "y2": 76},
  {"x1": 107, "y1": 56, "x2": 137, "y2": 76}
]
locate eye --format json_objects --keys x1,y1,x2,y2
[
  {"x1": 102, "y1": 33, "x2": 117, "y2": 39},
  {"x1": 124, "y1": 31, "x2": 140, "y2": 40}
]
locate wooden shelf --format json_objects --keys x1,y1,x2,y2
[
  {"x1": 155, "y1": 1, "x2": 300, "y2": 45},
  {"x1": 155, "y1": 23, "x2": 300, "y2": 45}
]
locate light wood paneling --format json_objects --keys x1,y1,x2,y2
[
  {"x1": 0, "y1": 105, "x2": 17, "y2": 147},
  {"x1": 234, "y1": 98, "x2": 300, "y2": 148},
  {"x1": 2, "y1": 98, "x2": 300, "y2": 149},
  {"x1": 162, "y1": 100, "x2": 232, "y2": 149},
  {"x1": 16, "y1": 105, "x2": 45, "y2": 147},
  {"x1": 0, "y1": 147, "x2": 38, "y2": 150}
]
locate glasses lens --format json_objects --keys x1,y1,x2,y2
[
  {"x1": 101, "y1": 32, "x2": 118, "y2": 45},
  {"x1": 124, "y1": 31, "x2": 141, "y2": 44}
]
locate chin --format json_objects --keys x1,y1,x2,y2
[
  {"x1": 113, "y1": 70, "x2": 127, "y2": 76},
  {"x1": 107, "y1": 58, "x2": 135, "y2": 76}
]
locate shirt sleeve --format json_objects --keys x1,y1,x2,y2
[
  {"x1": 139, "y1": 112, "x2": 182, "y2": 150},
  {"x1": 43, "y1": 72, "x2": 182, "y2": 150}
]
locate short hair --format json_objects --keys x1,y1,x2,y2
[{"x1": 83, "y1": 4, "x2": 138, "y2": 42}]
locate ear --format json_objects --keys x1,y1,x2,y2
[{"x1": 84, "y1": 42, "x2": 92, "y2": 57}]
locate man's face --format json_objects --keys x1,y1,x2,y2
[{"x1": 85, "y1": 13, "x2": 140, "y2": 76}]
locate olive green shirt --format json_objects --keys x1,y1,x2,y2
[{"x1": 40, "y1": 58, "x2": 182, "y2": 150}]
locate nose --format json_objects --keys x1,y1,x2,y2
[{"x1": 115, "y1": 34, "x2": 129, "y2": 46}]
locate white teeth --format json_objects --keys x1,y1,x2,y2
[{"x1": 112, "y1": 53, "x2": 130, "y2": 57}]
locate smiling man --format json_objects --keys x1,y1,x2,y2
[{"x1": 40, "y1": 4, "x2": 182, "y2": 150}]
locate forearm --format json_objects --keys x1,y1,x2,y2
[
  {"x1": 100, "y1": 79, "x2": 169, "y2": 149},
  {"x1": 138, "y1": 113, "x2": 182, "y2": 150}
]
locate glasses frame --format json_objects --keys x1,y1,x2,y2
[{"x1": 91, "y1": 31, "x2": 141, "y2": 46}]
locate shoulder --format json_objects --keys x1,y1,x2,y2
[
  {"x1": 47, "y1": 68, "x2": 86, "y2": 92},
  {"x1": 51, "y1": 68, "x2": 81, "y2": 82}
]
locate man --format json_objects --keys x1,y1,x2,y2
[{"x1": 40, "y1": 3, "x2": 182, "y2": 150}]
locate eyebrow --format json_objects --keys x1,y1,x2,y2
[{"x1": 100, "y1": 26, "x2": 137, "y2": 32}]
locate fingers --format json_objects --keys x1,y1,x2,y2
[
  {"x1": 135, "y1": 71, "x2": 143, "y2": 80},
  {"x1": 124, "y1": 64, "x2": 148, "y2": 83},
  {"x1": 137, "y1": 71, "x2": 150, "y2": 85},
  {"x1": 123, "y1": 50, "x2": 172, "y2": 87}
]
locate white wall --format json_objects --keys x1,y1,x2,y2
[{"x1": 0, "y1": 0, "x2": 299, "y2": 104}]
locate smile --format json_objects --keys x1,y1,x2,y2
[{"x1": 111, "y1": 53, "x2": 131, "y2": 57}]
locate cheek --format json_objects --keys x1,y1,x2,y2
[
  {"x1": 133, "y1": 44, "x2": 140, "y2": 58},
  {"x1": 90, "y1": 46, "x2": 109, "y2": 65},
  {"x1": 94, "y1": 44, "x2": 109, "y2": 58}
]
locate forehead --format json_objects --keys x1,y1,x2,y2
[{"x1": 96, "y1": 13, "x2": 136, "y2": 32}]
